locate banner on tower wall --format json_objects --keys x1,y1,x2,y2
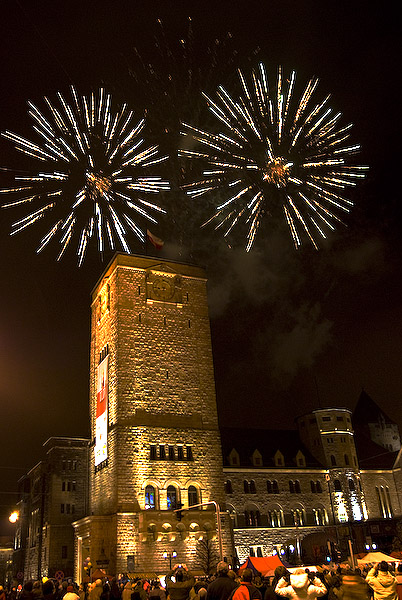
[{"x1": 95, "y1": 355, "x2": 108, "y2": 466}]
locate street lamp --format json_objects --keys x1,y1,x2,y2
[
  {"x1": 9, "y1": 511, "x2": 19, "y2": 524},
  {"x1": 163, "y1": 550, "x2": 177, "y2": 569}
]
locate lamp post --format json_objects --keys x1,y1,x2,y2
[{"x1": 163, "y1": 550, "x2": 177, "y2": 569}]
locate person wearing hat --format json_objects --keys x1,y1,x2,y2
[
  {"x1": 207, "y1": 561, "x2": 238, "y2": 600},
  {"x1": 366, "y1": 562, "x2": 398, "y2": 600}
]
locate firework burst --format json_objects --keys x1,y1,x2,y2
[
  {"x1": 180, "y1": 63, "x2": 368, "y2": 251},
  {"x1": 1, "y1": 87, "x2": 170, "y2": 265}
]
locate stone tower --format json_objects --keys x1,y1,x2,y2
[
  {"x1": 73, "y1": 253, "x2": 232, "y2": 579},
  {"x1": 296, "y1": 408, "x2": 368, "y2": 523}
]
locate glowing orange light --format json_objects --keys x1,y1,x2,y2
[{"x1": 9, "y1": 511, "x2": 19, "y2": 523}]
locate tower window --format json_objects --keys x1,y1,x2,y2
[
  {"x1": 186, "y1": 446, "x2": 193, "y2": 460},
  {"x1": 334, "y1": 479, "x2": 342, "y2": 492},
  {"x1": 159, "y1": 445, "x2": 166, "y2": 460},
  {"x1": 168, "y1": 446, "x2": 175, "y2": 460},
  {"x1": 145, "y1": 485, "x2": 156, "y2": 510},
  {"x1": 150, "y1": 445, "x2": 157, "y2": 460},
  {"x1": 188, "y1": 485, "x2": 198, "y2": 507},
  {"x1": 177, "y1": 446, "x2": 184, "y2": 460},
  {"x1": 167, "y1": 485, "x2": 178, "y2": 510},
  {"x1": 225, "y1": 480, "x2": 233, "y2": 494}
]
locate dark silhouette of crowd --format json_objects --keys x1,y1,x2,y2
[{"x1": 1, "y1": 559, "x2": 401, "y2": 600}]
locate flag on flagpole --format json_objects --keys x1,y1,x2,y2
[{"x1": 146, "y1": 229, "x2": 164, "y2": 250}]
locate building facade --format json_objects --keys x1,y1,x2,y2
[
  {"x1": 223, "y1": 406, "x2": 402, "y2": 565},
  {"x1": 12, "y1": 437, "x2": 89, "y2": 582},
  {"x1": 73, "y1": 254, "x2": 232, "y2": 580}
]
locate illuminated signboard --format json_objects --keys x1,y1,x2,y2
[{"x1": 95, "y1": 355, "x2": 108, "y2": 466}]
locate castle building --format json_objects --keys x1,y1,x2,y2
[
  {"x1": 72, "y1": 254, "x2": 232, "y2": 580},
  {"x1": 12, "y1": 437, "x2": 89, "y2": 582},
  {"x1": 10, "y1": 254, "x2": 402, "y2": 582}
]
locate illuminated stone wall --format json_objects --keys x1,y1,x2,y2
[{"x1": 75, "y1": 254, "x2": 230, "y2": 577}]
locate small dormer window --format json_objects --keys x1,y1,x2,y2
[
  {"x1": 274, "y1": 450, "x2": 284, "y2": 467},
  {"x1": 296, "y1": 451, "x2": 306, "y2": 467},
  {"x1": 252, "y1": 449, "x2": 263, "y2": 467},
  {"x1": 229, "y1": 449, "x2": 240, "y2": 466}
]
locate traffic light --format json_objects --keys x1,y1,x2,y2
[{"x1": 175, "y1": 502, "x2": 184, "y2": 521}]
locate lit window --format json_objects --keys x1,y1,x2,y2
[
  {"x1": 167, "y1": 485, "x2": 177, "y2": 510},
  {"x1": 145, "y1": 485, "x2": 156, "y2": 510}
]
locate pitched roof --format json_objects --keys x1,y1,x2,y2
[
  {"x1": 353, "y1": 390, "x2": 396, "y2": 426},
  {"x1": 219, "y1": 427, "x2": 323, "y2": 468},
  {"x1": 354, "y1": 429, "x2": 399, "y2": 469}
]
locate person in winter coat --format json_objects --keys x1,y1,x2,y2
[
  {"x1": 331, "y1": 571, "x2": 371, "y2": 600},
  {"x1": 122, "y1": 583, "x2": 132, "y2": 600},
  {"x1": 206, "y1": 561, "x2": 238, "y2": 600},
  {"x1": 166, "y1": 564, "x2": 195, "y2": 600},
  {"x1": 89, "y1": 580, "x2": 104, "y2": 600},
  {"x1": 366, "y1": 562, "x2": 398, "y2": 600},
  {"x1": 275, "y1": 568, "x2": 327, "y2": 600},
  {"x1": 231, "y1": 568, "x2": 261, "y2": 600}
]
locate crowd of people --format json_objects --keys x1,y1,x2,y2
[{"x1": 1, "y1": 560, "x2": 402, "y2": 600}]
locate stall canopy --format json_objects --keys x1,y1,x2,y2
[
  {"x1": 357, "y1": 552, "x2": 398, "y2": 565},
  {"x1": 238, "y1": 556, "x2": 287, "y2": 576}
]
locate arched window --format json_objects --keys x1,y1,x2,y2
[
  {"x1": 249, "y1": 510, "x2": 261, "y2": 526},
  {"x1": 225, "y1": 480, "x2": 233, "y2": 494},
  {"x1": 249, "y1": 480, "x2": 257, "y2": 494},
  {"x1": 310, "y1": 481, "x2": 316, "y2": 493},
  {"x1": 188, "y1": 485, "x2": 198, "y2": 507},
  {"x1": 313, "y1": 508, "x2": 327, "y2": 525},
  {"x1": 145, "y1": 485, "x2": 156, "y2": 510},
  {"x1": 267, "y1": 480, "x2": 272, "y2": 494},
  {"x1": 295, "y1": 480, "x2": 301, "y2": 493},
  {"x1": 289, "y1": 481, "x2": 295, "y2": 493},
  {"x1": 273, "y1": 480, "x2": 279, "y2": 494},
  {"x1": 167, "y1": 485, "x2": 178, "y2": 510},
  {"x1": 316, "y1": 481, "x2": 322, "y2": 493},
  {"x1": 334, "y1": 479, "x2": 342, "y2": 492},
  {"x1": 244, "y1": 480, "x2": 250, "y2": 494},
  {"x1": 344, "y1": 454, "x2": 350, "y2": 466},
  {"x1": 268, "y1": 509, "x2": 283, "y2": 527},
  {"x1": 291, "y1": 508, "x2": 305, "y2": 526},
  {"x1": 348, "y1": 479, "x2": 355, "y2": 492},
  {"x1": 330, "y1": 455, "x2": 337, "y2": 466}
]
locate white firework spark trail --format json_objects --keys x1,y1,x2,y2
[
  {"x1": 1, "y1": 86, "x2": 170, "y2": 265},
  {"x1": 180, "y1": 63, "x2": 368, "y2": 250}
]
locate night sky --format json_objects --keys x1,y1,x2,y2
[{"x1": 0, "y1": 1, "x2": 400, "y2": 531}]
